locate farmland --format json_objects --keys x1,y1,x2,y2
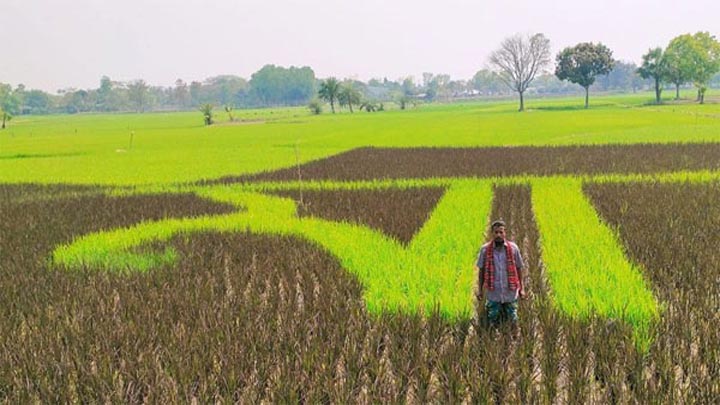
[{"x1": 1, "y1": 93, "x2": 720, "y2": 402}]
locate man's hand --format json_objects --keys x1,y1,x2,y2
[
  {"x1": 474, "y1": 265, "x2": 484, "y2": 301},
  {"x1": 519, "y1": 288, "x2": 527, "y2": 300}
]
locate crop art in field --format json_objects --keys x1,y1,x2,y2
[{"x1": 52, "y1": 145, "x2": 720, "y2": 345}]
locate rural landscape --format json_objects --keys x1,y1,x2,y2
[{"x1": 2, "y1": 1, "x2": 720, "y2": 403}]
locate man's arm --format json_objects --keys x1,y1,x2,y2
[{"x1": 475, "y1": 247, "x2": 485, "y2": 299}]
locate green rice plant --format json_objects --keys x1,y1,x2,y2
[
  {"x1": 54, "y1": 180, "x2": 494, "y2": 318},
  {"x1": 55, "y1": 173, "x2": 711, "y2": 341},
  {"x1": 3, "y1": 92, "x2": 720, "y2": 185},
  {"x1": 530, "y1": 177, "x2": 659, "y2": 349}
]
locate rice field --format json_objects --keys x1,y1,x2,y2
[{"x1": 1, "y1": 93, "x2": 720, "y2": 402}]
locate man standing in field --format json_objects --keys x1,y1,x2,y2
[{"x1": 475, "y1": 220, "x2": 526, "y2": 329}]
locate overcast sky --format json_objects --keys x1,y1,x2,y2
[{"x1": 2, "y1": 0, "x2": 718, "y2": 92}]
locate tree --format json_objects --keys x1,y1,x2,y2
[
  {"x1": 249, "y1": 65, "x2": 316, "y2": 106},
  {"x1": 337, "y1": 83, "x2": 362, "y2": 113},
  {"x1": 199, "y1": 103, "x2": 213, "y2": 125},
  {"x1": 173, "y1": 79, "x2": 191, "y2": 109},
  {"x1": 23, "y1": 90, "x2": 51, "y2": 114},
  {"x1": 594, "y1": 61, "x2": 644, "y2": 92},
  {"x1": 307, "y1": 99, "x2": 322, "y2": 115},
  {"x1": 0, "y1": 83, "x2": 20, "y2": 129},
  {"x1": 664, "y1": 35, "x2": 696, "y2": 100},
  {"x1": 637, "y1": 48, "x2": 668, "y2": 103},
  {"x1": 555, "y1": 42, "x2": 615, "y2": 108},
  {"x1": 687, "y1": 32, "x2": 720, "y2": 104},
  {"x1": 471, "y1": 69, "x2": 508, "y2": 96},
  {"x1": 127, "y1": 80, "x2": 150, "y2": 112},
  {"x1": 489, "y1": 33, "x2": 552, "y2": 111},
  {"x1": 59, "y1": 89, "x2": 90, "y2": 114},
  {"x1": 204, "y1": 75, "x2": 248, "y2": 106},
  {"x1": 394, "y1": 77, "x2": 417, "y2": 110},
  {"x1": 318, "y1": 78, "x2": 340, "y2": 113},
  {"x1": 422, "y1": 73, "x2": 451, "y2": 101},
  {"x1": 96, "y1": 76, "x2": 116, "y2": 111}
]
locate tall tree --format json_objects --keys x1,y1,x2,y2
[
  {"x1": 555, "y1": 42, "x2": 615, "y2": 108},
  {"x1": 318, "y1": 78, "x2": 340, "y2": 113},
  {"x1": 173, "y1": 79, "x2": 191, "y2": 108},
  {"x1": 637, "y1": 48, "x2": 668, "y2": 103},
  {"x1": 337, "y1": 82, "x2": 362, "y2": 113},
  {"x1": 395, "y1": 77, "x2": 417, "y2": 110},
  {"x1": 127, "y1": 80, "x2": 150, "y2": 112},
  {"x1": 687, "y1": 32, "x2": 720, "y2": 104},
  {"x1": 96, "y1": 76, "x2": 115, "y2": 111},
  {"x1": 489, "y1": 33, "x2": 552, "y2": 111},
  {"x1": 664, "y1": 35, "x2": 695, "y2": 100}
]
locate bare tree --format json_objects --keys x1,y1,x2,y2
[{"x1": 489, "y1": 33, "x2": 551, "y2": 111}]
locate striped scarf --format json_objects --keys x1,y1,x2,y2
[{"x1": 483, "y1": 240, "x2": 519, "y2": 291}]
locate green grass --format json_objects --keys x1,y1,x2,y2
[{"x1": 2, "y1": 91, "x2": 720, "y2": 185}]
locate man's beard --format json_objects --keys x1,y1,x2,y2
[{"x1": 494, "y1": 238, "x2": 505, "y2": 247}]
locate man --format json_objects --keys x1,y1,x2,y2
[{"x1": 475, "y1": 220, "x2": 526, "y2": 328}]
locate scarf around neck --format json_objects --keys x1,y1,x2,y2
[{"x1": 483, "y1": 239, "x2": 519, "y2": 291}]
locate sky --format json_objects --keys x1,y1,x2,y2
[{"x1": 2, "y1": 0, "x2": 719, "y2": 92}]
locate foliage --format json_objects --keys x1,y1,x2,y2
[
  {"x1": 665, "y1": 35, "x2": 697, "y2": 100},
  {"x1": 127, "y1": 79, "x2": 151, "y2": 113},
  {"x1": 318, "y1": 77, "x2": 340, "y2": 113},
  {"x1": 199, "y1": 103, "x2": 214, "y2": 126},
  {"x1": 678, "y1": 32, "x2": 720, "y2": 103},
  {"x1": 555, "y1": 42, "x2": 615, "y2": 108},
  {"x1": 337, "y1": 83, "x2": 362, "y2": 113},
  {"x1": 307, "y1": 99, "x2": 322, "y2": 115},
  {"x1": 594, "y1": 61, "x2": 646, "y2": 93},
  {"x1": 637, "y1": 48, "x2": 668, "y2": 103},
  {"x1": 0, "y1": 83, "x2": 20, "y2": 129},
  {"x1": 359, "y1": 101, "x2": 383, "y2": 112},
  {"x1": 249, "y1": 65, "x2": 316, "y2": 106}
]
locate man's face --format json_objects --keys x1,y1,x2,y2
[{"x1": 493, "y1": 226, "x2": 506, "y2": 243}]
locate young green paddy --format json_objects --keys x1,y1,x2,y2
[{"x1": 1, "y1": 92, "x2": 719, "y2": 185}]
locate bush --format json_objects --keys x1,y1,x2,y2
[{"x1": 308, "y1": 99, "x2": 323, "y2": 115}]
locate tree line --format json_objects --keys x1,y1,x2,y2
[{"x1": 1, "y1": 32, "x2": 719, "y2": 127}]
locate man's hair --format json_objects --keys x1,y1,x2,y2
[{"x1": 491, "y1": 220, "x2": 506, "y2": 230}]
